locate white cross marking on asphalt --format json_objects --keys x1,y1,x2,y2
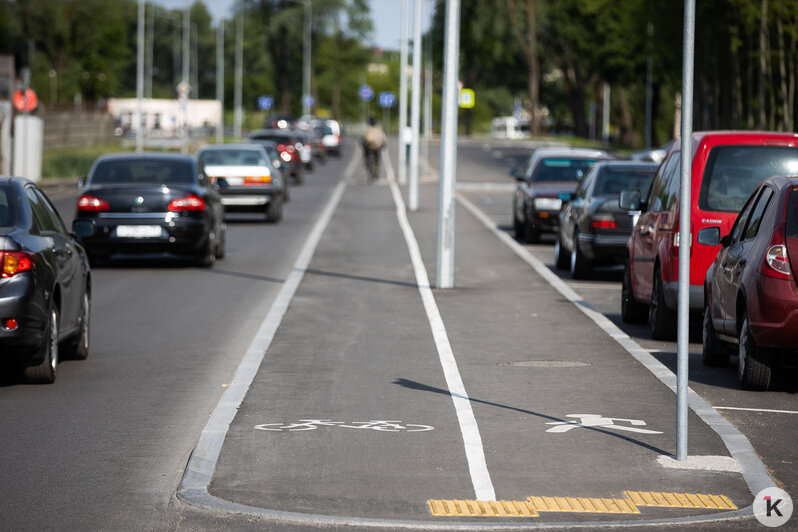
[{"x1": 546, "y1": 414, "x2": 663, "y2": 434}]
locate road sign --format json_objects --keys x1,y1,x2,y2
[
  {"x1": 458, "y1": 88, "x2": 475, "y2": 109},
  {"x1": 302, "y1": 95, "x2": 314, "y2": 108},
  {"x1": 359, "y1": 84, "x2": 374, "y2": 102},
  {"x1": 378, "y1": 92, "x2": 396, "y2": 108},
  {"x1": 13, "y1": 89, "x2": 38, "y2": 112},
  {"x1": 258, "y1": 96, "x2": 274, "y2": 111}
]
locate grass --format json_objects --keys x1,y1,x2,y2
[{"x1": 42, "y1": 142, "x2": 132, "y2": 179}]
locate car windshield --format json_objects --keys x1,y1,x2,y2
[
  {"x1": 252, "y1": 134, "x2": 293, "y2": 144},
  {"x1": 532, "y1": 158, "x2": 599, "y2": 182},
  {"x1": 594, "y1": 168, "x2": 656, "y2": 196},
  {"x1": 787, "y1": 189, "x2": 798, "y2": 238},
  {"x1": 90, "y1": 159, "x2": 195, "y2": 185},
  {"x1": 0, "y1": 186, "x2": 15, "y2": 227},
  {"x1": 199, "y1": 149, "x2": 267, "y2": 167},
  {"x1": 699, "y1": 146, "x2": 798, "y2": 212}
]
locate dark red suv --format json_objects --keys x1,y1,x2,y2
[
  {"x1": 700, "y1": 176, "x2": 798, "y2": 390},
  {"x1": 621, "y1": 131, "x2": 798, "y2": 340}
]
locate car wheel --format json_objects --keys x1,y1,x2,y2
[
  {"x1": 738, "y1": 311, "x2": 773, "y2": 390},
  {"x1": 266, "y1": 197, "x2": 283, "y2": 223},
  {"x1": 513, "y1": 211, "x2": 525, "y2": 241},
  {"x1": 649, "y1": 268, "x2": 677, "y2": 340},
  {"x1": 554, "y1": 232, "x2": 569, "y2": 270},
  {"x1": 524, "y1": 216, "x2": 540, "y2": 244},
  {"x1": 197, "y1": 233, "x2": 216, "y2": 268},
  {"x1": 24, "y1": 306, "x2": 59, "y2": 384},
  {"x1": 702, "y1": 301, "x2": 728, "y2": 367},
  {"x1": 569, "y1": 231, "x2": 592, "y2": 279},
  {"x1": 215, "y1": 224, "x2": 227, "y2": 260},
  {"x1": 64, "y1": 290, "x2": 90, "y2": 360},
  {"x1": 621, "y1": 258, "x2": 647, "y2": 324}
]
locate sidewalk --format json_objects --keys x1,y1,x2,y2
[{"x1": 179, "y1": 151, "x2": 759, "y2": 528}]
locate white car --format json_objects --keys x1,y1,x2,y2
[{"x1": 322, "y1": 119, "x2": 342, "y2": 156}]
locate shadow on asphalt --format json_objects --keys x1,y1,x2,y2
[
  {"x1": 305, "y1": 268, "x2": 417, "y2": 289},
  {"x1": 393, "y1": 378, "x2": 670, "y2": 455}
]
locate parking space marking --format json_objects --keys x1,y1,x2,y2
[
  {"x1": 713, "y1": 406, "x2": 798, "y2": 415},
  {"x1": 390, "y1": 182, "x2": 497, "y2": 501},
  {"x1": 456, "y1": 192, "x2": 775, "y2": 497}
]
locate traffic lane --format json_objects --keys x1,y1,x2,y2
[
  {"x1": 0, "y1": 145, "x2": 351, "y2": 529},
  {"x1": 209, "y1": 179, "x2": 475, "y2": 519},
  {"x1": 405, "y1": 184, "x2": 750, "y2": 522},
  {"x1": 461, "y1": 188, "x2": 798, "y2": 499}
]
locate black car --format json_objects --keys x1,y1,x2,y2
[
  {"x1": 555, "y1": 161, "x2": 657, "y2": 279},
  {"x1": 0, "y1": 177, "x2": 91, "y2": 383},
  {"x1": 75, "y1": 153, "x2": 226, "y2": 267},
  {"x1": 249, "y1": 129, "x2": 304, "y2": 184},
  {"x1": 512, "y1": 147, "x2": 613, "y2": 243}
]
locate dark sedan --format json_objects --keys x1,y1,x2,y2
[
  {"x1": 512, "y1": 147, "x2": 613, "y2": 243},
  {"x1": 249, "y1": 129, "x2": 304, "y2": 184},
  {"x1": 75, "y1": 154, "x2": 226, "y2": 267},
  {"x1": 701, "y1": 175, "x2": 798, "y2": 390},
  {"x1": 555, "y1": 161, "x2": 657, "y2": 278},
  {"x1": 0, "y1": 177, "x2": 91, "y2": 383}
]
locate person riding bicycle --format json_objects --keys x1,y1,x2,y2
[{"x1": 362, "y1": 115, "x2": 387, "y2": 180}]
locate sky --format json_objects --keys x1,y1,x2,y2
[{"x1": 155, "y1": 0, "x2": 436, "y2": 51}]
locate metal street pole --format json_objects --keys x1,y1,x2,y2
[
  {"x1": 398, "y1": 0, "x2": 409, "y2": 185},
  {"x1": 677, "y1": 0, "x2": 696, "y2": 462},
  {"x1": 423, "y1": 45, "x2": 432, "y2": 174},
  {"x1": 408, "y1": 0, "x2": 422, "y2": 211},
  {"x1": 216, "y1": 21, "x2": 224, "y2": 143},
  {"x1": 234, "y1": 13, "x2": 243, "y2": 139},
  {"x1": 645, "y1": 22, "x2": 653, "y2": 150},
  {"x1": 303, "y1": 0, "x2": 311, "y2": 117},
  {"x1": 136, "y1": 0, "x2": 145, "y2": 153},
  {"x1": 181, "y1": 7, "x2": 190, "y2": 154},
  {"x1": 436, "y1": 0, "x2": 460, "y2": 289},
  {"x1": 602, "y1": 83, "x2": 610, "y2": 145}
]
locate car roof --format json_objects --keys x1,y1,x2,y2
[
  {"x1": 197, "y1": 143, "x2": 265, "y2": 152},
  {"x1": 530, "y1": 147, "x2": 612, "y2": 159},
  {"x1": 250, "y1": 129, "x2": 295, "y2": 137},
  {"x1": 94, "y1": 153, "x2": 196, "y2": 163},
  {"x1": 593, "y1": 160, "x2": 659, "y2": 169},
  {"x1": 669, "y1": 131, "x2": 798, "y2": 159}
]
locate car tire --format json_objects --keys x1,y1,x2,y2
[
  {"x1": 24, "y1": 306, "x2": 59, "y2": 384},
  {"x1": 64, "y1": 290, "x2": 90, "y2": 360},
  {"x1": 197, "y1": 233, "x2": 216, "y2": 268},
  {"x1": 266, "y1": 197, "x2": 283, "y2": 223},
  {"x1": 554, "y1": 232, "x2": 570, "y2": 270},
  {"x1": 215, "y1": 224, "x2": 227, "y2": 260},
  {"x1": 702, "y1": 301, "x2": 729, "y2": 367},
  {"x1": 621, "y1": 258, "x2": 647, "y2": 324},
  {"x1": 524, "y1": 216, "x2": 540, "y2": 244},
  {"x1": 513, "y1": 211, "x2": 525, "y2": 242},
  {"x1": 738, "y1": 311, "x2": 773, "y2": 390},
  {"x1": 569, "y1": 232, "x2": 592, "y2": 279},
  {"x1": 649, "y1": 268, "x2": 677, "y2": 340}
]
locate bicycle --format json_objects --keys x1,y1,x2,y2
[{"x1": 364, "y1": 147, "x2": 381, "y2": 182}]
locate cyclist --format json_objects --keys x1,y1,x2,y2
[{"x1": 362, "y1": 115, "x2": 387, "y2": 181}]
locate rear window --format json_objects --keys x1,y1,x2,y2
[
  {"x1": 252, "y1": 134, "x2": 293, "y2": 144},
  {"x1": 0, "y1": 186, "x2": 15, "y2": 227},
  {"x1": 531, "y1": 158, "x2": 599, "y2": 182},
  {"x1": 787, "y1": 189, "x2": 798, "y2": 238},
  {"x1": 90, "y1": 159, "x2": 195, "y2": 186},
  {"x1": 699, "y1": 146, "x2": 798, "y2": 212},
  {"x1": 594, "y1": 168, "x2": 656, "y2": 196},
  {"x1": 199, "y1": 149, "x2": 266, "y2": 167}
]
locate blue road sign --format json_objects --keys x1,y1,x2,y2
[
  {"x1": 258, "y1": 96, "x2": 274, "y2": 111},
  {"x1": 359, "y1": 84, "x2": 374, "y2": 102},
  {"x1": 302, "y1": 95, "x2": 315, "y2": 108},
  {"x1": 378, "y1": 92, "x2": 396, "y2": 108}
]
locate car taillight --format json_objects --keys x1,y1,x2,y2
[
  {"x1": 762, "y1": 226, "x2": 791, "y2": 279},
  {"x1": 3, "y1": 318, "x2": 19, "y2": 330},
  {"x1": 591, "y1": 215, "x2": 617, "y2": 230},
  {"x1": 1, "y1": 251, "x2": 34, "y2": 278},
  {"x1": 244, "y1": 175, "x2": 272, "y2": 185},
  {"x1": 77, "y1": 195, "x2": 110, "y2": 212},
  {"x1": 168, "y1": 195, "x2": 205, "y2": 212},
  {"x1": 280, "y1": 151, "x2": 292, "y2": 163}
]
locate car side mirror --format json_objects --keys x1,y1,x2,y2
[
  {"x1": 619, "y1": 189, "x2": 641, "y2": 211},
  {"x1": 720, "y1": 234, "x2": 731, "y2": 247},
  {"x1": 215, "y1": 177, "x2": 229, "y2": 189},
  {"x1": 72, "y1": 219, "x2": 96, "y2": 238},
  {"x1": 696, "y1": 226, "x2": 721, "y2": 246},
  {"x1": 77, "y1": 176, "x2": 87, "y2": 188}
]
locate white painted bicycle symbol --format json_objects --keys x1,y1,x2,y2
[{"x1": 254, "y1": 419, "x2": 435, "y2": 432}]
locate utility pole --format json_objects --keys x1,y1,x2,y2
[
  {"x1": 408, "y1": 0, "x2": 422, "y2": 211},
  {"x1": 136, "y1": 0, "x2": 145, "y2": 153},
  {"x1": 234, "y1": 13, "x2": 243, "y2": 139},
  {"x1": 436, "y1": 0, "x2": 461, "y2": 289},
  {"x1": 302, "y1": 0, "x2": 312, "y2": 117},
  {"x1": 398, "y1": 0, "x2": 409, "y2": 185},
  {"x1": 181, "y1": 7, "x2": 190, "y2": 154},
  {"x1": 216, "y1": 21, "x2": 224, "y2": 143}
]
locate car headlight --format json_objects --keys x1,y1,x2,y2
[{"x1": 533, "y1": 197, "x2": 562, "y2": 210}]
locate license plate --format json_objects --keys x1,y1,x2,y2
[{"x1": 115, "y1": 225, "x2": 163, "y2": 238}]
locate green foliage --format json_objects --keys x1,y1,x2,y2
[{"x1": 42, "y1": 142, "x2": 131, "y2": 178}]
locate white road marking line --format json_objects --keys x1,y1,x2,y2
[
  {"x1": 383, "y1": 146, "x2": 396, "y2": 181},
  {"x1": 456, "y1": 192, "x2": 775, "y2": 496},
  {"x1": 389, "y1": 182, "x2": 496, "y2": 502},
  {"x1": 714, "y1": 407, "x2": 798, "y2": 415},
  {"x1": 179, "y1": 152, "x2": 354, "y2": 494},
  {"x1": 456, "y1": 182, "x2": 516, "y2": 192}
]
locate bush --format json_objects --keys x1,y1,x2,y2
[{"x1": 42, "y1": 143, "x2": 130, "y2": 178}]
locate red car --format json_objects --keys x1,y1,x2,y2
[
  {"x1": 621, "y1": 131, "x2": 798, "y2": 340},
  {"x1": 700, "y1": 176, "x2": 798, "y2": 390}
]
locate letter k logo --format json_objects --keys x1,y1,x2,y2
[{"x1": 765, "y1": 496, "x2": 783, "y2": 517}]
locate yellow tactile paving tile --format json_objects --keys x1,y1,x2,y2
[
  {"x1": 625, "y1": 491, "x2": 737, "y2": 510},
  {"x1": 427, "y1": 499, "x2": 538, "y2": 517},
  {"x1": 528, "y1": 496, "x2": 640, "y2": 514}
]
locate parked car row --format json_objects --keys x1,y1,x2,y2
[{"x1": 513, "y1": 131, "x2": 798, "y2": 390}]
